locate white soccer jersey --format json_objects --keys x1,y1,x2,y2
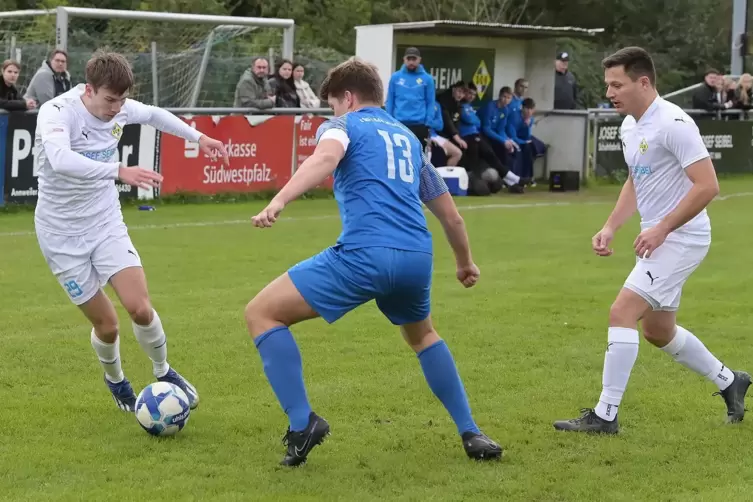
[
  {"x1": 34, "y1": 84, "x2": 203, "y2": 235},
  {"x1": 620, "y1": 97, "x2": 711, "y2": 240}
]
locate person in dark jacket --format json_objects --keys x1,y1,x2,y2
[
  {"x1": 692, "y1": 69, "x2": 733, "y2": 113},
  {"x1": 554, "y1": 52, "x2": 578, "y2": 109},
  {"x1": 268, "y1": 59, "x2": 300, "y2": 108},
  {"x1": 1, "y1": 59, "x2": 35, "y2": 111}
]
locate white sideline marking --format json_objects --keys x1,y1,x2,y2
[{"x1": 1, "y1": 192, "x2": 752, "y2": 238}]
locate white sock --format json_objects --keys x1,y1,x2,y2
[
  {"x1": 91, "y1": 329, "x2": 125, "y2": 383},
  {"x1": 661, "y1": 325, "x2": 734, "y2": 391},
  {"x1": 503, "y1": 171, "x2": 520, "y2": 186},
  {"x1": 132, "y1": 309, "x2": 170, "y2": 378},
  {"x1": 595, "y1": 327, "x2": 640, "y2": 421}
]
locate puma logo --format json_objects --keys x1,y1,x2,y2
[
  {"x1": 127, "y1": 250, "x2": 136, "y2": 256},
  {"x1": 52, "y1": 104, "x2": 62, "y2": 111},
  {"x1": 674, "y1": 117, "x2": 686, "y2": 122},
  {"x1": 81, "y1": 130, "x2": 89, "y2": 140},
  {"x1": 646, "y1": 270, "x2": 658, "y2": 285}
]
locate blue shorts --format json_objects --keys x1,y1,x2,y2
[{"x1": 288, "y1": 246, "x2": 433, "y2": 325}]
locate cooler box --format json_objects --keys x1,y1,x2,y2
[{"x1": 436, "y1": 167, "x2": 468, "y2": 196}]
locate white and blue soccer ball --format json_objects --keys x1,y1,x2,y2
[{"x1": 135, "y1": 381, "x2": 191, "y2": 437}]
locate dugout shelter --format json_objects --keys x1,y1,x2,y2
[{"x1": 355, "y1": 20, "x2": 604, "y2": 109}]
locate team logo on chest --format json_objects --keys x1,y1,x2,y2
[
  {"x1": 111, "y1": 123, "x2": 123, "y2": 139},
  {"x1": 639, "y1": 138, "x2": 649, "y2": 154}
]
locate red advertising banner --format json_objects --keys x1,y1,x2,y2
[
  {"x1": 295, "y1": 114, "x2": 334, "y2": 190},
  {"x1": 159, "y1": 115, "x2": 296, "y2": 195}
]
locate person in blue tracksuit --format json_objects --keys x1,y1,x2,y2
[
  {"x1": 458, "y1": 83, "x2": 524, "y2": 193},
  {"x1": 481, "y1": 86, "x2": 518, "y2": 169},
  {"x1": 385, "y1": 47, "x2": 435, "y2": 149},
  {"x1": 506, "y1": 97, "x2": 537, "y2": 182}
]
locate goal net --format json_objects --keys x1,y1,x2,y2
[{"x1": 0, "y1": 8, "x2": 294, "y2": 108}]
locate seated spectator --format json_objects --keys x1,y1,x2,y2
[
  {"x1": 0, "y1": 60, "x2": 35, "y2": 112},
  {"x1": 451, "y1": 82, "x2": 525, "y2": 194},
  {"x1": 293, "y1": 63, "x2": 320, "y2": 108},
  {"x1": 733, "y1": 73, "x2": 752, "y2": 111},
  {"x1": 24, "y1": 49, "x2": 71, "y2": 107},
  {"x1": 692, "y1": 69, "x2": 733, "y2": 113},
  {"x1": 268, "y1": 59, "x2": 300, "y2": 108},
  {"x1": 480, "y1": 86, "x2": 517, "y2": 169},
  {"x1": 426, "y1": 98, "x2": 461, "y2": 167},
  {"x1": 233, "y1": 57, "x2": 275, "y2": 109},
  {"x1": 507, "y1": 98, "x2": 537, "y2": 182}
]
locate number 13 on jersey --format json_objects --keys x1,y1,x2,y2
[{"x1": 378, "y1": 129, "x2": 415, "y2": 183}]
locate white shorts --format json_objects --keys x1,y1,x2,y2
[
  {"x1": 430, "y1": 135, "x2": 448, "y2": 147},
  {"x1": 36, "y1": 222, "x2": 142, "y2": 305},
  {"x1": 623, "y1": 234, "x2": 709, "y2": 311}
]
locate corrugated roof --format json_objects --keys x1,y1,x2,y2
[{"x1": 359, "y1": 20, "x2": 604, "y2": 39}]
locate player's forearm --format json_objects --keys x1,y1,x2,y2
[
  {"x1": 441, "y1": 215, "x2": 473, "y2": 266},
  {"x1": 273, "y1": 153, "x2": 338, "y2": 206},
  {"x1": 657, "y1": 181, "x2": 718, "y2": 234},
  {"x1": 604, "y1": 178, "x2": 637, "y2": 231},
  {"x1": 144, "y1": 107, "x2": 203, "y2": 142},
  {"x1": 47, "y1": 146, "x2": 120, "y2": 180}
]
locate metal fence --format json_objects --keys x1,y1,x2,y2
[{"x1": 0, "y1": 7, "x2": 296, "y2": 108}]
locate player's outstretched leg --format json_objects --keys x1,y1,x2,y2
[
  {"x1": 245, "y1": 272, "x2": 329, "y2": 467},
  {"x1": 80, "y1": 290, "x2": 137, "y2": 412},
  {"x1": 553, "y1": 289, "x2": 646, "y2": 434},
  {"x1": 401, "y1": 317, "x2": 502, "y2": 461},
  {"x1": 110, "y1": 267, "x2": 199, "y2": 409},
  {"x1": 642, "y1": 311, "x2": 751, "y2": 423}
]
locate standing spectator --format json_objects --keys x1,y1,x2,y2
[
  {"x1": 385, "y1": 47, "x2": 435, "y2": 148},
  {"x1": 24, "y1": 49, "x2": 71, "y2": 107},
  {"x1": 554, "y1": 52, "x2": 578, "y2": 109},
  {"x1": 507, "y1": 98, "x2": 537, "y2": 183},
  {"x1": 268, "y1": 59, "x2": 300, "y2": 108},
  {"x1": 692, "y1": 69, "x2": 733, "y2": 112},
  {"x1": 0, "y1": 60, "x2": 35, "y2": 111},
  {"x1": 733, "y1": 73, "x2": 752, "y2": 111},
  {"x1": 481, "y1": 86, "x2": 517, "y2": 167},
  {"x1": 233, "y1": 57, "x2": 275, "y2": 109},
  {"x1": 293, "y1": 63, "x2": 320, "y2": 108}
]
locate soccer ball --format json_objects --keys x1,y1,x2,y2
[
  {"x1": 481, "y1": 167, "x2": 500, "y2": 183},
  {"x1": 135, "y1": 381, "x2": 191, "y2": 437}
]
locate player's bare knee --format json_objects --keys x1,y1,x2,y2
[
  {"x1": 608, "y1": 303, "x2": 635, "y2": 328},
  {"x1": 641, "y1": 318, "x2": 676, "y2": 347},
  {"x1": 93, "y1": 320, "x2": 119, "y2": 343},
  {"x1": 245, "y1": 299, "x2": 273, "y2": 337},
  {"x1": 126, "y1": 300, "x2": 153, "y2": 326}
]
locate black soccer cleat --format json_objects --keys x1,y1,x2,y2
[
  {"x1": 462, "y1": 431, "x2": 503, "y2": 461},
  {"x1": 714, "y1": 370, "x2": 752, "y2": 423},
  {"x1": 553, "y1": 408, "x2": 619, "y2": 434},
  {"x1": 279, "y1": 412, "x2": 330, "y2": 467}
]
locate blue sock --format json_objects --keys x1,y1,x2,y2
[
  {"x1": 418, "y1": 340, "x2": 480, "y2": 436},
  {"x1": 254, "y1": 326, "x2": 312, "y2": 432}
]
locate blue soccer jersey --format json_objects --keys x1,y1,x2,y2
[{"x1": 315, "y1": 107, "x2": 448, "y2": 254}]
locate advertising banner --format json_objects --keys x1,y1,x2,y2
[
  {"x1": 295, "y1": 114, "x2": 333, "y2": 189},
  {"x1": 159, "y1": 115, "x2": 296, "y2": 195}
]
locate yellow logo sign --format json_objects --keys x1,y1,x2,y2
[
  {"x1": 639, "y1": 138, "x2": 648, "y2": 154},
  {"x1": 416, "y1": 78, "x2": 423, "y2": 84},
  {"x1": 472, "y1": 60, "x2": 491, "y2": 100},
  {"x1": 111, "y1": 123, "x2": 123, "y2": 138}
]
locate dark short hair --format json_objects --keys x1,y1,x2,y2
[
  {"x1": 522, "y1": 97, "x2": 536, "y2": 109},
  {"x1": 602, "y1": 46, "x2": 657, "y2": 86},
  {"x1": 85, "y1": 49, "x2": 134, "y2": 95},
  {"x1": 319, "y1": 57, "x2": 383, "y2": 104},
  {"x1": 514, "y1": 78, "x2": 528, "y2": 88},
  {"x1": 467, "y1": 82, "x2": 477, "y2": 92},
  {"x1": 499, "y1": 86, "x2": 512, "y2": 96},
  {"x1": 49, "y1": 49, "x2": 67, "y2": 62},
  {"x1": 704, "y1": 68, "x2": 720, "y2": 77}
]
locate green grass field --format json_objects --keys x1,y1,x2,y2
[{"x1": 2, "y1": 178, "x2": 753, "y2": 501}]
